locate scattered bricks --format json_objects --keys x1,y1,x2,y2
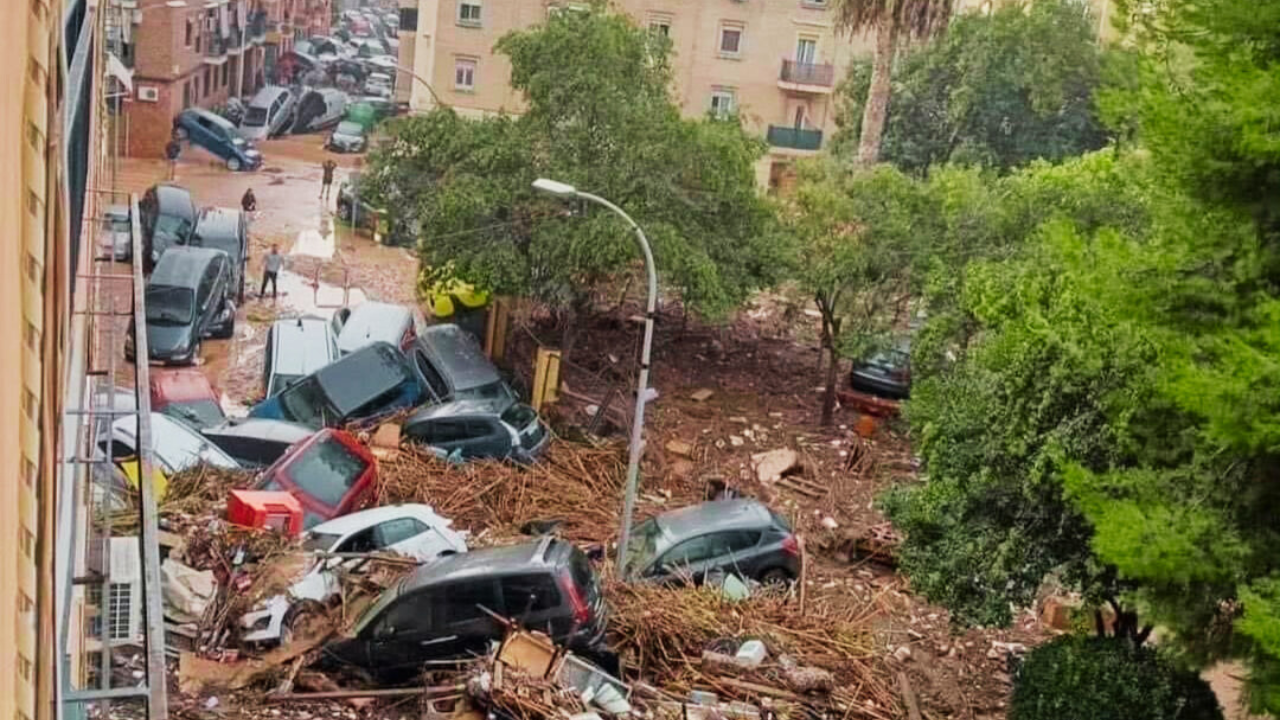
[{"x1": 665, "y1": 440, "x2": 694, "y2": 458}]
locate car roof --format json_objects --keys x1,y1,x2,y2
[
  {"x1": 202, "y1": 418, "x2": 314, "y2": 444},
  {"x1": 655, "y1": 499, "x2": 773, "y2": 540},
  {"x1": 149, "y1": 183, "x2": 196, "y2": 217},
  {"x1": 194, "y1": 207, "x2": 243, "y2": 238},
  {"x1": 315, "y1": 341, "x2": 412, "y2": 414},
  {"x1": 249, "y1": 85, "x2": 291, "y2": 107},
  {"x1": 148, "y1": 247, "x2": 221, "y2": 289},
  {"x1": 181, "y1": 108, "x2": 236, "y2": 130},
  {"x1": 404, "y1": 539, "x2": 555, "y2": 589},
  {"x1": 406, "y1": 399, "x2": 506, "y2": 424},
  {"x1": 149, "y1": 369, "x2": 217, "y2": 404},
  {"x1": 308, "y1": 503, "x2": 451, "y2": 537},
  {"x1": 271, "y1": 316, "x2": 336, "y2": 365},
  {"x1": 106, "y1": 204, "x2": 130, "y2": 218},
  {"x1": 336, "y1": 301, "x2": 412, "y2": 354},
  {"x1": 418, "y1": 324, "x2": 501, "y2": 391}
]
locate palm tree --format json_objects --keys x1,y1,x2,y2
[{"x1": 836, "y1": 0, "x2": 952, "y2": 164}]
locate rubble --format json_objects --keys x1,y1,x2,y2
[{"x1": 750, "y1": 449, "x2": 797, "y2": 483}]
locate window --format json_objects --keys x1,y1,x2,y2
[
  {"x1": 718, "y1": 23, "x2": 743, "y2": 57},
  {"x1": 796, "y1": 37, "x2": 817, "y2": 64},
  {"x1": 414, "y1": 351, "x2": 449, "y2": 400},
  {"x1": 337, "y1": 526, "x2": 378, "y2": 553},
  {"x1": 647, "y1": 13, "x2": 671, "y2": 37},
  {"x1": 453, "y1": 57, "x2": 476, "y2": 91},
  {"x1": 380, "y1": 594, "x2": 435, "y2": 635},
  {"x1": 399, "y1": 7, "x2": 418, "y2": 30},
  {"x1": 710, "y1": 87, "x2": 736, "y2": 118},
  {"x1": 286, "y1": 437, "x2": 368, "y2": 506},
  {"x1": 183, "y1": 80, "x2": 192, "y2": 108},
  {"x1": 438, "y1": 580, "x2": 500, "y2": 625},
  {"x1": 203, "y1": 67, "x2": 212, "y2": 97},
  {"x1": 185, "y1": 18, "x2": 194, "y2": 46},
  {"x1": 376, "y1": 517, "x2": 428, "y2": 546},
  {"x1": 457, "y1": 0, "x2": 481, "y2": 27},
  {"x1": 107, "y1": 583, "x2": 132, "y2": 640},
  {"x1": 660, "y1": 531, "x2": 760, "y2": 569},
  {"x1": 221, "y1": 63, "x2": 229, "y2": 86},
  {"x1": 193, "y1": 76, "x2": 200, "y2": 101},
  {"x1": 501, "y1": 574, "x2": 561, "y2": 615}
]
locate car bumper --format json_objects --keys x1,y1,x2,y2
[{"x1": 240, "y1": 595, "x2": 290, "y2": 643}]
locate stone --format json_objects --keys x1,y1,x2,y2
[
  {"x1": 751, "y1": 448, "x2": 798, "y2": 482},
  {"x1": 820, "y1": 516, "x2": 839, "y2": 530},
  {"x1": 729, "y1": 435, "x2": 745, "y2": 447},
  {"x1": 893, "y1": 646, "x2": 913, "y2": 662},
  {"x1": 690, "y1": 388, "x2": 715, "y2": 402},
  {"x1": 665, "y1": 440, "x2": 694, "y2": 458}
]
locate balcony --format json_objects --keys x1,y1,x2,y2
[
  {"x1": 202, "y1": 35, "x2": 228, "y2": 64},
  {"x1": 767, "y1": 125, "x2": 823, "y2": 152},
  {"x1": 249, "y1": 12, "x2": 267, "y2": 42},
  {"x1": 778, "y1": 60, "x2": 835, "y2": 93},
  {"x1": 225, "y1": 26, "x2": 244, "y2": 53}
]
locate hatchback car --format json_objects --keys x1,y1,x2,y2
[
  {"x1": 190, "y1": 207, "x2": 249, "y2": 303},
  {"x1": 248, "y1": 341, "x2": 425, "y2": 429},
  {"x1": 149, "y1": 369, "x2": 225, "y2": 430},
  {"x1": 403, "y1": 400, "x2": 549, "y2": 463},
  {"x1": 172, "y1": 108, "x2": 262, "y2": 172},
  {"x1": 100, "y1": 412, "x2": 241, "y2": 497},
  {"x1": 849, "y1": 337, "x2": 911, "y2": 400},
  {"x1": 255, "y1": 428, "x2": 377, "y2": 529},
  {"x1": 263, "y1": 316, "x2": 342, "y2": 398},
  {"x1": 333, "y1": 301, "x2": 423, "y2": 356},
  {"x1": 128, "y1": 247, "x2": 236, "y2": 365},
  {"x1": 318, "y1": 536, "x2": 607, "y2": 683},
  {"x1": 623, "y1": 500, "x2": 800, "y2": 585},
  {"x1": 410, "y1": 324, "x2": 515, "y2": 405},
  {"x1": 139, "y1": 183, "x2": 197, "y2": 271},
  {"x1": 199, "y1": 418, "x2": 315, "y2": 468},
  {"x1": 241, "y1": 504, "x2": 468, "y2": 643},
  {"x1": 326, "y1": 120, "x2": 367, "y2": 153},
  {"x1": 240, "y1": 86, "x2": 297, "y2": 141}
]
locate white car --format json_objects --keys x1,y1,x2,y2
[
  {"x1": 240, "y1": 504, "x2": 467, "y2": 643},
  {"x1": 102, "y1": 412, "x2": 240, "y2": 473}
]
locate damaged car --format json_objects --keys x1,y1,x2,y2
[
  {"x1": 255, "y1": 427, "x2": 378, "y2": 529},
  {"x1": 240, "y1": 504, "x2": 467, "y2": 644}
]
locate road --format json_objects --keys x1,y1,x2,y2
[{"x1": 106, "y1": 132, "x2": 420, "y2": 412}]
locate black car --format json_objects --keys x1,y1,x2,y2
[
  {"x1": 319, "y1": 536, "x2": 607, "y2": 683},
  {"x1": 128, "y1": 247, "x2": 235, "y2": 365},
  {"x1": 139, "y1": 183, "x2": 197, "y2": 272},
  {"x1": 247, "y1": 341, "x2": 426, "y2": 429},
  {"x1": 199, "y1": 418, "x2": 315, "y2": 468},
  {"x1": 624, "y1": 500, "x2": 801, "y2": 585},
  {"x1": 849, "y1": 337, "x2": 911, "y2": 400},
  {"x1": 409, "y1": 324, "x2": 515, "y2": 405},
  {"x1": 189, "y1": 207, "x2": 248, "y2": 303},
  {"x1": 403, "y1": 399, "x2": 549, "y2": 463}
]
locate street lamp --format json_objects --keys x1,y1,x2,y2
[{"x1": 532, "y1": 178, "x2": 656, "y2": 578}]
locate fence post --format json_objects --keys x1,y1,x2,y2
[{"x1": 531, "y1": 348, "x2": 562, "y2": 411}]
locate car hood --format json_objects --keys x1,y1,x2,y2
[{"x1": 147, "y1": 323, "x2": 194, "y2": 357}]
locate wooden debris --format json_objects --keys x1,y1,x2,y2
[
  {"x1": 689, "y1": 389, "x2": 715, "y2": 402},
  {"x1": 898, "y1": 672, "x2": 923, "y2": 720},
  {"x1": 775, "y1": 476, "x2": 827, "y2": 499}
]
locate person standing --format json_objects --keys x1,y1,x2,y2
[
  {"x1": 320, "y1": 159, "x2": 337, "y2": 202},
  {"x1": 260, "y1": 244, "x2": 283, "y2": 299}
]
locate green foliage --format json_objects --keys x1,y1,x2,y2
[
  {"x1": 833, "y1": 0, "x2": 1109, "y2": 174},
  {"x1": 1011, "y1": 635, "x2": 1223, "y2": 720},
  {"x1": 364, "y1": 5, "x2": 781, "y2": 328}
]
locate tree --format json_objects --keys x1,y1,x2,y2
[
  {"x1": 833, "y1": 0, "x2": 952, "y2": 164},
  {"x1": 364, "y1": 5, "x2": 783, "y2": 353},
  {"x1": 1012, "y1": 636, "x2": 1223, "y2": 720},
  {"x1": 833, "y1": 0, "x2": 1110, "y2": 175},
  {"x1": 783, "y1": 161, "x2": 923, "y2": 425}
]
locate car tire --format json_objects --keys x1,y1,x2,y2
[
  {"x1": 215, "y1": 313, "x2": 236, "y2": 340},
  {"x1": 758, "y1": 567, "x2": 793, "y2": 586},
  {"x1": 227, "y1": 156, "x2": 242, "y2": 172},
  {"x1": 186, "y1": 339, "x2": 202, "y2": 366},
  {"x1": 281, "y1": 603, "x2": 325, "y2": 647}
]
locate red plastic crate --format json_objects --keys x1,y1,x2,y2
[{"x1": 227, "y1": 490, "x2": 303, "y2": 536}]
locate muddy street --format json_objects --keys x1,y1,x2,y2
[{"x1": 107, "y1": 135, "x2": 415, "y2": 411}]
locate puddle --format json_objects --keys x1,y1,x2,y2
[
  {"x1": 290, "y1": 215, "x2": 338, "y2": 259},
  {"x1": 268, "y1": 269, "x2": 367, "y2": 319}
]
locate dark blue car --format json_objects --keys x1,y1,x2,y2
[
  {"x1": 249, "y1": 341, "x2": 425, "y2": 430},
  {"x1": 172, "y1": 108, "x2": 262, "y2": 172}
]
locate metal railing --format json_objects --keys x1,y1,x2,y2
[
  {"x1": 767, "y1": 125, "x2": 824, "y2": 150},
  {"x1": 249, "y1": 11, "x2": 267, "y2": 39},
  {"x1": 779, "y1": 59, "x2": 835, "y2": 87},
  {"x1": 203, "y1": 34, "x2": 227, "y2": 57}
]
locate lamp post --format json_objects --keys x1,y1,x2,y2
[{"x1": 532, "y1": 178, "x2": 656, "y2": 577}]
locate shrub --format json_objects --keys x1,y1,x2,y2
[{"x1": 1011, "y1": 635, "x2": 1223, "y2": 720}]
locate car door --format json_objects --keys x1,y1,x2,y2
[
  {"x1": 374, "y1": 517, "x2": 441, "y2": 559},
  {"x1": 469, "y1": 419, "x2": 512, "y2": 459},
  {"x1": 649, "y1": 532, "x2": 749, "y2": 585},
  {"x1": 364, "y1": 588, "x2": 446, "y2": 674},
  {"x1": 412, "y1": 348, "x2": 449, "y2": 403},
  {"x1": 428, "y1": 579, "x2": 504, "y2": 659},
  {"x1": 195, "y1": 263, "x2": 215, "y2": 334}
]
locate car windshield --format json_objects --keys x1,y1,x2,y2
[
  {"x1": 456, "y1": 381, "x2": 515, "y2": 404},
  {"x1": 278, "y1": 378, "x2": 335, "y2": 428},
  {"x1": 198, "y1": 231, "x2": 241, "y2": 260},
  {"x1": 335, "y1": 121, "x2": 363, "y2": 136},
  {"x1": 270, "y1": 373, "x2": 302, "y2": 396},
  {"x1": 244, "y1": 107, "x2": 268, "y2": 126},
  {"x1": 163, "y1": 400, "x2": 224, "y2": 429},
  {"x1": 501, "y1": 403, "x2": 537, "y2": 430},
  {"x1": 302, "y1": 531, "x2": 343, "y2": 553},
  {"x1": 624, "y1": 517, "x2": 668, "y2": 574},
  {"x1": 287, "y1": 436, "x2": 367, "y2": 507},
  {"x1": 145, "y1": 286, "x2": 194, "y2": 325},
  {"x1": 154, "y1": 213, "x2": 191, "y2": 239}
]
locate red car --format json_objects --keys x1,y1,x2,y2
[
  {"x1": 255, "y1": 428, "x2": 377, "y2": 529},
  {"x1": 150, "y1": 369, "x2": 226, "y2": 430}
]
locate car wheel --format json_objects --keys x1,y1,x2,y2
[
  {"x1": 281, "y1": 603, "x2": 325, "y2": 647},
  {"x1": 758, "y1": 567, "x2": 793, "y2": 586},
  {"x1": 186, "y1": 339, "x2": 202, "y2": 366},
  {"x1": 227, "y1": 156, "x2": 242, "y2": 172}
]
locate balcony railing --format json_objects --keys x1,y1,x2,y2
[
  {"x1": 225, "y1": 26, "x2": 243, "y2": 50},
  {"x1": 249, "y1": 12, "x2": 267, "y2": 39},
  {"x1": 203, "y1": 35, "x2": 227, "y2": 57},
  {"x1": 767, "y1": 125, "x2": 823, "y2": 151},
  {"x1": 779, "y1": 60, "x2": 835, "y2": 87}
]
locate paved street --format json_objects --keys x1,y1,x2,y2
[{"x1": 107, "y1": 133, "x2": 418, "y2": 411}]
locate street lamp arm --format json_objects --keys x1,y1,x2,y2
[{"x1": 574, "y1": 192, "x2": 657, "y2": 311}]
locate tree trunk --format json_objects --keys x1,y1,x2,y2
[
  {"x1": 821, "y1": 345, "x2": 839, "y2": 427},
  {"x1": 857, "y1": 17, "x2": 898, "y2": 165}
]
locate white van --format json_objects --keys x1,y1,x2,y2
[{"x1": 292, "y1": 88, "x2": 348, "y2": 134}]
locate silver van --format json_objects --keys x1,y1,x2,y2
[
  {"x1": 263, "y1": 315, "x2": 341, "y2": 397},
  {"x1": 240, "y1": 86, "x2": 296, "y2": 141}
]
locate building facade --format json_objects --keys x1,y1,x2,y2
[{"x1": 398, "y1": 0, "x2": 872, "y2": 189}]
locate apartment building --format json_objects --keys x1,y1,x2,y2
[{"x1": 397, "y1": 0, "x2": 873, "y2": 188}]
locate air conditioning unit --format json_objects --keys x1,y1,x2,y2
[
  {"x1": 137, "y1": 85, "x2": 159, "y2": 102},
  {"x1": 101, "y1": 538, "x2": 143, "y2": 647}
]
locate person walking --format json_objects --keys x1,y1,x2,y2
[
  {"x1": 260, "y1": 244, "x2": 283, "y2": 300},
  {"x1": 320, "y1": 159, "x2": 337, "y2": 202}
]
